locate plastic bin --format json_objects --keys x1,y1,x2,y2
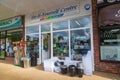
[
  {"x1": 60, "y1": 65, "x2": 67, "y2": 74},
  {"x1": 24, "y1": 58, "x2": 30, "y2": 68},
  {"x1": 77, "y1": 68, "x2": 84, "y2": 77},
  {"x1": 30, "y1": 53, "x2": 37, "y2": 66},
  {"x1": 20, "y1": 57, "x2": 30, "y2": 68},
  {"x1": 76, "y1": 62, "x2": 84, "y2": 77},
  {"x1": 68, "y1": 65, "x2": 77, "y2": 77}
]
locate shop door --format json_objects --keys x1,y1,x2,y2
[{"x1": 41, "y1": 33, "x2": 51, "y2": 63}]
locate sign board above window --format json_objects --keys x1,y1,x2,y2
[
  {"x1": 99, "y1": 3, "x2": 120, "y2": 26},
  {"x1": 0, "y1": 16, "x2": 23, "y2": 31},
  {"x1": 103, "y1": 0, "x2": 120, "y2": 3}
]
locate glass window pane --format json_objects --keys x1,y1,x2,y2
[
  {"x1": 100, "y1": 25, "x2": 120, "y2": 61},
  {"x1": 0, "y1": 32, "x2": 6, "y2": 59},
  {"x1": 41, "y1": 24, "x2": 50, "y2": 32},
  {"x1": 70, "y1": 16, "x2": 90, "y2": 28},
  {"x1": 26, "y1": 34, "x2": 39, "y2": 58},
  {"x1": 53, "y1": 21, "x2": 68, "y2": 31},
  {"x1": 53, "y1": 31, "x2": 69, "y2": 57},
  {"x1": 71, "y1": 29, "x2": 91, "y2": 61},
  {"x1": 26, "y1": 25, "x2": 39, "y2": 34}
]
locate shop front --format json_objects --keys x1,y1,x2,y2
[
  {"x1": 25, "y1": 0, "x2": 94, "y2": 72},
  {"x1": 0, "y1": 16, "x2": 25, "y2": 62},
  {"x1": 94, "y1": 1, "x2": 120, "y2": 73}
]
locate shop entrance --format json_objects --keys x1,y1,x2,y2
[
  {"x1": 41, "y1": 33, "x2": 51, "y2": 63},
  {"x1": 0, "y1": 29, "x2": 23, "y2": 59}
]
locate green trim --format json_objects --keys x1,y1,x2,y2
[
  {"x1": 14, "y1": 64, "x2": 20, "y2": 66},
  {"x1": 0, "y1": 16, "x2": 22, "y2": 30}
]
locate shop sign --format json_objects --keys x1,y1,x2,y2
[
  {"x1": 103, "y1": 0, "x2": 120, "y2": 3},
  {"x1": 115, "y1": 9, "x2": 120, "y2": 17},
  {"x1": 31, "y1": 5, "x2": 79, "y2": 21},
  {"x1": 0, "y1": 16, "x2": 22, "y2": 30},
  {"x1": 99, "y1": 3, "x2": 120, "y2": 26},
  {"x1": 84, "y1": 4, "x2": 91, "y2": 10}
]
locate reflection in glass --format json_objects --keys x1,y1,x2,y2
[
  {"x1": 41, "y1": 24, "x2": 50, "y2": 32},
  {"x1": 53, "y1": 21, "x2": 68, "y2": 31},
  {"x1": 26, "y1": 25, "x2": 39, "y2": 34},
  {"x1": 71, "y1": 29, "x2": 91, "y2": 61},
  {"x1": 70, "y1": 16, "x2": 90, "y2": 28},
  {"x1": 26, "y1": 34, "x2": 39, "y2": 58},
  {"x1": 100, "y1": 25, "x2": 120, "y2": 61},
  {"x1": 53, "y1": 31, "x2": 69, "y2": 57}
]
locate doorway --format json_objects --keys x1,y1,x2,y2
[{"x1": 41, "y1": 33, "x2": 51, "y2": 63}]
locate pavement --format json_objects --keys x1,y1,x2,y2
[{"x1": 0, "y1": 61, "x2": 120, "y2": 80}]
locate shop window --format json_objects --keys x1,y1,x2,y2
[
  {"x1": 70, "y1": 16, "x2": 90, "y2": 28},
  {"x1": 99, "y1": 3, "x2": 120, "y2": 62},
  {"x1": 41, "y1": 24, "x2": 50, "y2": 32},
  {"x1": 26, "y1": 34, "x2": 39, "y2": 58},
  {"x1": 71, "y1": 29, "x2": 91, "y2": 61},
  {"x1": 6, "y1": 29, "x2": 23, "y2": 57},
  {"x1": 26, "y1": 25, "x2": 39, "y2": 34},
  {"x1": 0, "y1": 32, "x2": 6, "y2": 59},
  {"x1": 53, "y1": 31, "x2": 69, "y2": 57},
  {"x1": 100, "y1": 25, "x2": 120, "y2": 62},
  {"x1": 53, "y1": 21, "x2": 68, "y2": 31}
]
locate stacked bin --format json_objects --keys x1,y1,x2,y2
[
  {"x1": 20, "y1": 57, "x2": 30, "y2": 68},
  {"x1": 43, "y1": 59, "x2": 55, "y2": 72}
]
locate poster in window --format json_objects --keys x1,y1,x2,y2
[{"x1": 100, "y1": 46, "x2": 120, "y2": 61}]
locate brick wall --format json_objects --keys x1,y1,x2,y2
[{"x1": 92, "y1": 0, "x2": 120, "y2": 74}]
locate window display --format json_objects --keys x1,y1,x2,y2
[
  {"x1": 71, "y1": 29, "x2": 90, "y2": 61},
  {"x1": 100, "y1": 25, "x2": 120, "y2": 61},
  {"x1": 53, "y1": 31, "x2": 69, "y2": 57},
  {"x1": 26, "y1": 34, "x2": 39, "y2": 58},
  {"x1": 25, "y1": 16, "x2": 92, "y2": 62}
]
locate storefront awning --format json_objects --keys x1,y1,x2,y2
[{"x1": 99, "y1": 3, "x2": 120, "y2": 26}]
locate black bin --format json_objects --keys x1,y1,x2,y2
[
  {"x1": 77, "y1": 67, "x2": 84, "y2": 77},
  {"x1": 60, "y1": 65, "x2": 67, "y2": 74},
  {"x1": 30, "y1": 52, "x2": 37, "y2": 66},
  {"x1": 68, "y1": 65, "x2": 77, "y2": 77}
]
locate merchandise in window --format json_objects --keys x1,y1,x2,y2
[
  {"x1": 71, "y1": 29, "x2": 91, "y2": 61},
  {"x1": 53, "y1": 31, "x2": 69, "y2": 57},
  {"x1": 26, "y1": 34, "x2": 39, "y2": 58}
]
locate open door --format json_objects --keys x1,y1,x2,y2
[{"x1": 41, "y1": 33, "x2": 51, "y2": 63}]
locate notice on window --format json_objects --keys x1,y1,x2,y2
[{"x1": 100, "y1": 46, "x2": 120, "y2": 61}]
